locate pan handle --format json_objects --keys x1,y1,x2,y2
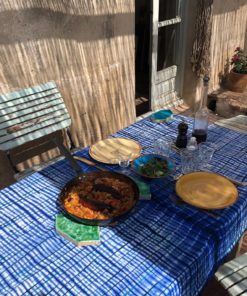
[{"x1": 73, "y1": 156, "x2": 108, "y2": 171}]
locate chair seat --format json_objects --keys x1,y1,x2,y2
[{"x1": 215, "y1": 253, "x2": 247, "y2": 296}]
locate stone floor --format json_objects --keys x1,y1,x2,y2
[
  {"x1": 137, "y1": 102, "x2": 224, "y2": 123},
  {"x1": 208, "y1": 88, "x2": 247, "y2": 118}
]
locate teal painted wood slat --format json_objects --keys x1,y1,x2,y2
[
  {"x1": 220, "y1": 267, "x2": 247, "y2": 289},
  {"x1": 0, "y1": 107, "x2": 68, "y2": 135},
  {"x1": 0, "y1": 81, "x2": 71, "y2": 151},
  {"x1": 0, "y1": 118, "x2": 71, "y2": 151},
  {"x1": 0, "y1": 113, "x2": 70, "y2": 143},
  {"x1": 216, "y1": 254, "x2": 247, "y2": 281},
  {"x1": 0, "y1": 96, "x2": 65, "y2": 123},
  {"x1": 228, "y1": 278, "x2": 247, "y2": 296},
  {"x1": 0, "y1": 81, "x2": 56, "y2": 102},
  {"x1": 0, "y1": 88, "x2": 59, "y2": 111}
]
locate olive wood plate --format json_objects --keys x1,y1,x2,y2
[
  {"x1": 89, "y1": 137, "x2": 141, "y2": 164},
  {"x1": 175, "y1": 172, "x2": 238, "y2": 210}
]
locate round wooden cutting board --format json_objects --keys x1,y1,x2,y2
[{"x1": 89, "y1": 138, "x2": 141, "y2": 164}]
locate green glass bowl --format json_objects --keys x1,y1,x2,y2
[
  {"x1": 150, "y1": 110, "x2": 173, "y2": 123},
  {"x1": 131, "y1": 154, "x2": 175, "y2": 179}
]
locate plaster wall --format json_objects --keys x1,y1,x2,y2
[{"x1": 181, "y1": 0, "x2": 199, "y2": 110}]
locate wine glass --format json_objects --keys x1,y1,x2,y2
[{"x1": 113, "y1": 152, "x2": 133, "y2": 174}]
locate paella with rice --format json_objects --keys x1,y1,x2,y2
[{"x1": 63, "y1": 175, "x2": 137, "y2": 220}]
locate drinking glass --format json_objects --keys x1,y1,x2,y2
[
  {"x1": 198, "y1": 142, "x2": 217, "y2": 170},
  {"x1": 180, "y1": 149, "x2": 199, "y2": 174},
  {"x1": 154, "y1": 138, "x2": 171, "y2": 157}
]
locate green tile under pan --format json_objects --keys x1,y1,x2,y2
[{"x1": 56, "y1": 214, "x2": 100, "y2": 247}]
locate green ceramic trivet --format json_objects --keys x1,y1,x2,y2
[{"x1": 56, "y1": 214, "x2": 100, "y2": 247}]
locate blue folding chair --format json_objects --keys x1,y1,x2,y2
[{"x1": 0, "y1": 81, "x2": 81, "y2": 180}]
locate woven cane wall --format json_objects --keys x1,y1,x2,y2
[
  {"x1": 0, "y1": 0, "x2": 135, "y2": 185},
  {"x1": 0, "y1": 0, "x2": 135, "y2": 183},
  {"x1": 210, "y1": 0, "x2": 247, "y2": 91},
  {"x1": 182, "y1": 0, "x2": 247, "y2": 107},
  {"x1": 0, "y1": 0, "x2": 135, "y2": 147}
]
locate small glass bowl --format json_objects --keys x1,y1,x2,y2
[{"x1": 131, "y1": 154, "x2": 175, "y2": 179}]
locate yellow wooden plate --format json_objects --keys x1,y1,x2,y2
[
  {"x1": 89, "y1": 138, "x2": 141, "y2": 164},
  {"x1": 175, "y1": 172, "x2": 238, "y2": 209}
]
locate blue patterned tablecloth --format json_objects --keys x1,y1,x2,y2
[{"x1": 0, "y1": 115, "x2": 247, "y2": 296}]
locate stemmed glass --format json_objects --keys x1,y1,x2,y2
[
  {"x1": 112, "y1": 151, "x2": 133, "y2": 174},
  {"x1": 118, "y1": 153, "x2": 132, "y2": 168}
]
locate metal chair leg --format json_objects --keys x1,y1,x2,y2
[{"x1": 52, "y1": 138, "x2": 82, "y2": 175}]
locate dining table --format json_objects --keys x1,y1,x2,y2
[{"x1": 0, "y1": 114, "x2": 247, "y2": 296}]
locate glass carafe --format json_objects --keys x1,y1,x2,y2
[{"x1": 192, "y1": 75, "x2": 210, "y2": 143}]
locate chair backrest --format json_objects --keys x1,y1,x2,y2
[{"x1": 0, "y1": 81, "x2": 71, "y2": 151}]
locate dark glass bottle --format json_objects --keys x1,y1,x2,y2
[
  {"x1": 175, "y1": 121, "x2": 188, "y2": 148},
  {"x1": 192, "y1": 75, "x2": 210, "y2": 143}
]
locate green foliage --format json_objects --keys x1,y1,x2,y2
[
  {"x1": 231, "y1": 47, "x2": 247, "y2": 74},
  {"x1": 140, "y1": 157, "x2": 168, "y2": 177}
]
